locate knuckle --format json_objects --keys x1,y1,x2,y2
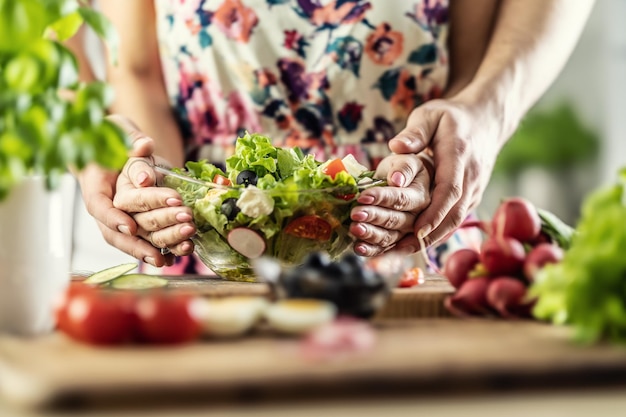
[
  {"x1": 379, "y1": 232, "x2": 395, "y2": 248},
  {"x1": 383, "y1": 211, "x2": 401, "y2": 229},
  {"x1": 392, "y1": 191, "x2": 411, "y2": 211}
]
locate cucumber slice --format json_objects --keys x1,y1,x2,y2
[
  {"x1": 109, "y1": 274, "x2": 169, "y2": 290},
  {"x1": 83, "y1": 263, "x2": 138, "y2": 284}
]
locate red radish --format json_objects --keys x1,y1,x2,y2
[
  {"x1": 227, "y1": 228, "x2": 266, "y2": 259},
  {"x1": 480, "y1": 237, "x2": 526, "y2": 276},
  {"x1": 444, "y1": 276, "x2": 491, "y2": 317},
  {"x1": 486, "y1": 277, "x2": 530, "y2": 319},
  {"x1": 523, "y1": 243, "x2": 564, "y2": 282},
  {"x1": 443, "y1": 249, "x2": 480, "y2": 289},
  {"x1": 492, "y1": 197, "x2": 541, "y2": 243}
]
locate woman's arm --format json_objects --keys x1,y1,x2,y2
[
  {"x1": 65, "y1": 0, "x2": 194, "y2": 266},
  {"x1": 98, "y1": 0, "x2": 185, "y2": 166}
]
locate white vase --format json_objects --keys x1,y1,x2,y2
[{"x1": 0, "y1": 175, "x2": 75, "y2": 336}]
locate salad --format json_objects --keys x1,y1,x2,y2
[{"x1": 162, "y1": 133, "x2": 377, "y2": 281}]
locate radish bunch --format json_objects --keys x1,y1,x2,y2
[{"x1": 443, "y1": 197, "x2": 565, "y2": 319}]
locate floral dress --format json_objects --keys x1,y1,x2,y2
[{"x1": 150, "y1": 0, "x2": 479, "y2": 275}]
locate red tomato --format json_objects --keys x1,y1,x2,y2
[
  {"x1": 322, "y1": 159, "x2": 347, "y2": 180},
  {"x1": 398, "y1": 267, "x2": 425, "y2": 288},
  {"x1": 285, "y1": 215, "x2": 332, "y2": 241},
  {"x1": 54, "y1": 282, "x2": 95, "y2": 335},
  {"x1": 213, "y1": 174, "x2": 231, "y2": 186},
  {"x1": 135, "y1": 293, "x2": 202, "y2": 345},
  {"x1": 63, "y1": 291, "x2": 136, "y2": 345}
]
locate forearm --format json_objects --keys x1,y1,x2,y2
[
  {"x1": 108, "y1": 74, "x2": 185, "y2": 167},
  {"x1": 456, "y1": 0, "x2": 595, "y2": 144},
  {"x1": 444, "y1": 0, "x2": 499, "y2": 98}
]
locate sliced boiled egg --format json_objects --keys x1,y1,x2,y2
[
  {"x1": 265, "y1": 299, "x2": 337, "y2": 335},
  {"x1": 195, "y1": 296, "x2": 269, "y2": 338}
]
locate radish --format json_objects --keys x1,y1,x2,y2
[
  {"x1": 492, "y1": 197, "x2": 541, "y2": 243},
  {"x1": 480, "y1": 237, "x2": 526, "y2": 276},
  {"x1": 227, "y1": 228, "x2": 267, "y2": 259},
  {"x1": 443, "y1": 249, "x2": 480, "y2": 289},
  {"x1": 523, "y1": 243, "x2": 564, "y2": 282},
  {"x1": 444, "y1": 276, "x2": 491, "y2": 317},
  {"x1": 486, "y1": 277, "x2": 531, "y2": 319}
]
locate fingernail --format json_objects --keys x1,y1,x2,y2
[
  {"x1": 117, "y1": 225, "x2": 131, "y2": 235},
  {"x1": 134, "y1": 137, "x2": 151, "y2": 148},
  {"x1": 167, "y1": 198, "x2": 182, "y2": 207},
  {"x1": 355, "y1": 244, "x2": 367, "y2": 255},
  {"x1": 143, "y1": 256, "x2": 156, "y2": 266},
  {"x1": 176, "y1": 212, "x2": 192, "y2": 222},
  {"x1": 398, "y1": 136, "x2": 414, "y2": 146},
  {"x1": 137, "y1": 171, "x2": 149, "y2": 185},
  {"x1": 181, "y1": 242, "x2": 192, "y2": 252},
  {"x1": 391, "y1": 172, "x2": 406, "y2": 187},
  {"x1": 180, "y1": 225, "x2": 195, "y2": 236},
  {"x1": 418, "y1": 225, "x2": 432, "y2": 237},
  {"x1": 357, "y1": 195, "x2": 374, "y2": 204},
  {"x1": 351, "y1": 211, "x2": 368, "y2": 222},
  {"x1": 353, "y1": 223, "x2": 367, "y2": 236}
]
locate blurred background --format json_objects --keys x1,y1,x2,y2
[
  {"x1": 71, "y1": 0, "x2": 626, "y2": 271},
  {"x1": 480, "y1": 0, "x2": 625, "y2": 226}
]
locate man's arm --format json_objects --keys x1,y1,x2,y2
[{"x1": 459, "y1": 0, "x2": 596, "y2": 146}]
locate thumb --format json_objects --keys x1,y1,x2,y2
[{"x1": 388, "y1": 106, "x2": 439, "y2": 154}]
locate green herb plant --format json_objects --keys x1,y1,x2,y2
[
  {"x1": 0, "y1": 0, "x2": 128, "y2": 201},
  {"x1": 492, "y1": 102, "x2": 600, "y2": 178},
  {"x1": 531, "y1": 168, "x2": 626, "y2": 344}
]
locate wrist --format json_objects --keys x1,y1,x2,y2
[{"x1": 448, "y1": 75, "x2": 523, "y2": 147}]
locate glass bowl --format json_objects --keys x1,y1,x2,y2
[{"x1": 155, "y1": 166, "x2": 363, "y2": 282}]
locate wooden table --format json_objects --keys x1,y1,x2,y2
[{"x1": 1, "y1": 275, "x2": 626, "y2": 413}]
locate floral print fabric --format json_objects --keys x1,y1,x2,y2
[{"x1": 154, "y1": 0, "x2": 450, "y2": 169}]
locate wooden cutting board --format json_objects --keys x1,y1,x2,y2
[
  {"x1": 2, "y1": 319, "x2": 626, "y2": 411},
  {"x1": 157, "y1": 274, "x2": 455, "y2": 319}
]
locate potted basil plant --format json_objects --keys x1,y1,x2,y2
[{"x1": 0, "y1": 0, "x2": 129, "y2": 336}]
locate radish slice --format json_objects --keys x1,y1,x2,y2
[{"x1": 227, "y1": 228, "x2": 267, "y2": 259}]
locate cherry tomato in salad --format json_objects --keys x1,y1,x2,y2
[
  {"x1": 135, "y1": 293, "x2": 202, "y2": 345},
  {"x1": 398, "y1": 267, "x2": 425, "y2": 288},
  {"x1": 285, "y1": 215, "x2": 332, "y2": 241},
  {"x1": 213, "y1": 174, "x2": 231, "y2": 186},
  {"x1": 322, "y1": 159, "x2": 347, "y2": 180},
  {"x1": 63, "y1": 290, "x2": 137, "y2": 345}
]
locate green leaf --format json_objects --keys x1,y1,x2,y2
[
  {"x1": 0, "y1": 0, "x2": 48, "y2": 52},
  {"x1": 78, "y1": 6, "x2": 119, "y2": 65},
  {"x1": 46, "y1": 10, "x2": 83, "y2": 41}
]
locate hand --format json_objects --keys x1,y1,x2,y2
[
  {"x1": 113, "y1": 156, "x2": 196, "y2": 261},
  {"x1": 77, "y1": 115, "x2": 193, "y2": 268},
  {"x1": 388, "y1": 98, "x2": 501, "y2": 251},
  {"x1": 349, "y1": 154, "x2": 432, "y2": 257}
]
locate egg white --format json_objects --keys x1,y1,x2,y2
[{"x1": 265, "y1": 299, "x2": 337, "y2": 335}]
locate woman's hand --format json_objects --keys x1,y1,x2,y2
[
  {"x1": 113, "y1": 156, "x2": 196, "y2": 264},
  {"x1": 78, "y1": 115, "x2": 194, "y2": 268},
  {"x1": 388, "y1": 98, "x2": 501, "y2": 252},
  {"x1": 349, "y1": 154, "x2": 432, "y2": 257}
]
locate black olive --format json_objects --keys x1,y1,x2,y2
[
  {"x1": 220, "y1": 198, "x2": 240, "y2": 220},
  {"x1": 303, "y1": 252, "x2": 331, "y2": 269},
  {"x1": 236, "y1": 170, "x2": 258, "y2": 187}
]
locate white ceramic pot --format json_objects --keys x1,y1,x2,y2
[{"x1": 0, "y1": 175, "x2": 75, "y2": 336}]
